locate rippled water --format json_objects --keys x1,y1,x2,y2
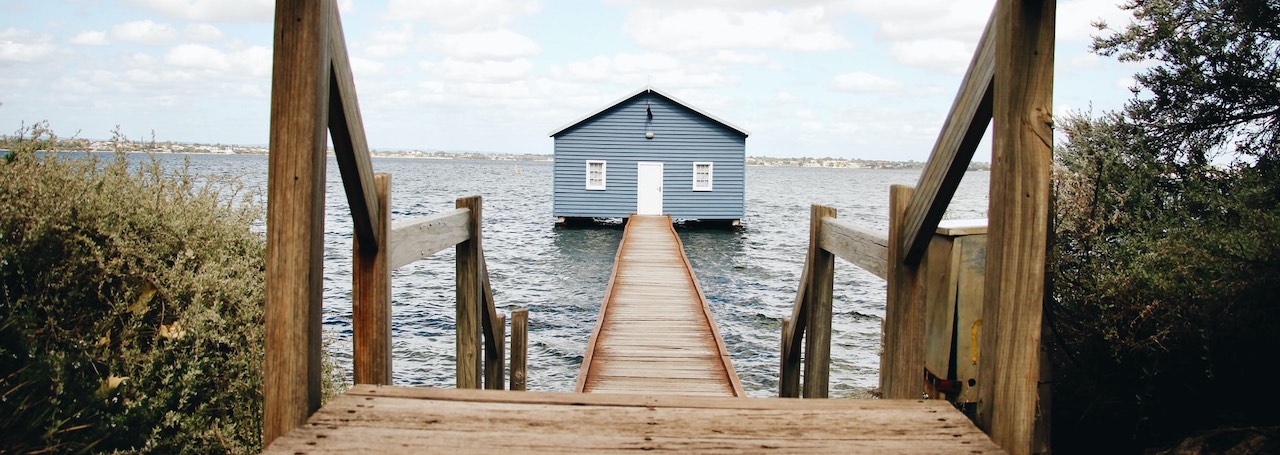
[{"x1": 180, "y1": 154, "x2": 989, "y2": 398}]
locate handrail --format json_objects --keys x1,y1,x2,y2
[
  {"x1": 899, "y1": 6, "x2": 996, "y2": 266},
  {"x1": 817, "y1": 217, "x2": 889, "y2": 280},
  {"x1": 264, "y1": 0, "x2": 527, "y2": 444},
  {"x1": 779, "y1": 205, "x2": 835, "y2": 398},
  {"x1": 781, "y1": 206, "x2": 889, "y2": 398},
  {"x1": 388, "y1": 209, "x2": 470, "y2": 270}
]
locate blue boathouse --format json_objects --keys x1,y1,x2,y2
[{"x1": 549, "y1": 86, "x2": 749, "y2": 226}]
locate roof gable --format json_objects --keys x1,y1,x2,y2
[{"x1": 549, "y1": 86, "x2": 750, "y2": 138}]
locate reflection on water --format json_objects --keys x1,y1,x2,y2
[{"x1": 168, "y1": 154, "x2": 988, "y2": 397}]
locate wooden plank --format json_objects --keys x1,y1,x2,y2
[
  {"x1": 819, "y1": 217, "x2": 888, "y2": 280},
  {"x1": 901, "y1": 5, "x2": 998, "y2": 266},
  {"x1": 455, "y1": 196, "x2": 482, "y2": 389},
  {"x1": 325, "y1": 0, "x2": 379, "y2": 252},
  {"x1": 803, "y1": 205, "x2": 837, "y2": 398},
  {"x1": 580, "y1": 215, "x2": 741, "y2": 397},
  {"x1": 882, "y1": 185, "x2": 926, "y2": 400},
  {"x1": 263, "y1": 0, "x2": 329, "y2": 445},
  {"x1": 511, "y1": 308, "x2": 528, "y2": 391},
  {"x1": 485, "y1": 312, "x2": 505, "y2": 390},
  {"x1": 666, "y1": 217, "x2": 745, "y2": 397},
  {"x1": 387, "y1": 208, "x2": 470, "y2": 270},
  {"x1": 353, "y1": 173, "x2": 391, "y2": 385},
  {"x1": 980, "y1": 0, "x2": 1055, "y2": 453},
  {"x1": 955, "y1": 235, "x2": 986, "y2": 403},
  {"x1": 263, "y1": 387, "x2": 1004, "y2": 453},
  {"x1": 922, "y1": 235, "x2": 958, "y2": 383}
]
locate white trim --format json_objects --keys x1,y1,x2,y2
[
  {"x1": 585, "y1": 160, "x2": 606, "y2": 190},
  {"x1": 693, "y1": 162, "x2": 713, "y2": 191},
  {"x1": 548, "y1": 86, "x2": 750, "y2": 137}
]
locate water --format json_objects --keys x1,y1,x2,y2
[{"x1": 177, "y1": 154, "x2": 989, "y2": 397}]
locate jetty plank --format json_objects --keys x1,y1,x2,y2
[
  {"x1": 263, "y1": 386, "x2": 1004, "y2": 454},
  {"x1": 577, "y1": 215, "x2": 744, "y2": 397}
]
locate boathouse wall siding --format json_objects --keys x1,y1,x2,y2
[{"x1": 551, "y1": 90, "x2": 747, "y2": 221}]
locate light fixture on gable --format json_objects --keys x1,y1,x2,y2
[{"x1": 644, "y1": 89, "x2": 655, "y2": 139}]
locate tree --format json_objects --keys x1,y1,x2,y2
[
  {"x1": 1048, "y1": 1, "x2": 1280, "y2": 452},
  {"x1": 1094, "y1": 0, "x2": 1280, "y2": 168}
]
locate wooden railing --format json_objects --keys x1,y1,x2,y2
[
  {"x1": 263, "y1": 0, "x2": 528, "y2": 445},
  {"x1": 779, "y1": 2, "x2": 1053, "y2": 454}
]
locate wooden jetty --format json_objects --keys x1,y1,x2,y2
[
  {"x1": 261, "y1": 0, "x2": 1054, "y2": 453},
  {"x1": 577, "y1": 215, "x2": 743, "y2": 397},
  {"x1": 264, "y1": 386, "x2": 1002, "y2": 454}
]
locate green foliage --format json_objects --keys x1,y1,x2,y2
[
  {"x1": 0, "y1": 126, "x2": 268, "y2": 453},
  {"x1": 1049, "y1": 1, "x2": 1280, "y2": 451},
  {"x1": 1051, "y1": 113, "x2": 1280, "y2": 451},
  {"x1": 1093, "y1": 0, "x2": 1280, "y2": 166}
]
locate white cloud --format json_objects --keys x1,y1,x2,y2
[
  {"x1": 833, "y1": 71, "x2": 902, "y2": 92},
  {"x1": 714, "y1": 50, "x2": 768, "y2": 65},
  {"x1": 386, "y1": 0, "x2": 541, "y2": 31},
  {"x1": 112, "y1": 20, "x2": 180, "y2": 45},
  {"x1": 889, "y1": 38, "x2": 972, "y2": 74},
  {"x1": 1058, "y1": 0, "x2": 1133, "y2": 42},
  {"x1": 122, "y1": 0, "x2": 274, "y2": 22},
  {"x1": 359, "y1": 25, "x2": 414, "y2": 59},
  {"x1": 1067, "y1": 52, "x2": 1100, "y2": 69},
  {"x1": 425, "y1": 57, "x2": 534, "y2": 83},
  {"x1": 624, "y1": 6, "x2": 851, "y2": 52},
  {"x1": 0, "y1": 28, "x2": 56, "y2": 63},
  {"x1": 70, "y1": 30, "x2": 110, "y2": 46},
  {"x1": 184, "y1": 23, "x2": 223, "y2": 42},
  {"x1": 557, "y1": 52, "x2": 680, "y2": 82},
  {"x1": 163, "y1": 44, "x2": 271, "y2": 78},
  {"x1": 426, "y1": 29, "x2": 540, "y2": 60},
  {"x1": 851, "y1": 0, "x2": 991, "y2": 42}
]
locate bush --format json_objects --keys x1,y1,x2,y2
[
  {"x1": 1048, "y1": 113, "x2": 1280, "y2": 452},
  {"x1": 0, "y1": 124, "x2": 268, "y2": 453}
]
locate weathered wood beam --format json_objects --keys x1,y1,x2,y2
[
  {"x1": 510, "y1": 308, "x2": 529, "y2": 391},
  {"x1": 882, "y1": 185, "x2": 927, "y2": 400},
  {"x1": 387, "y1": 209, "x2": 471, "y2": 270},
  {"x1": 353, "y1": 173, "x2": 391, "y2": 385},
  {"x1": 817, "y1": 217, "x2": 889, "y2": 280},
  {"x1": 485, "y1": 312, "x2": 506, "y2": 390},
  {"x1": 264, "y1": 0, "x2": 330, "y2": 445},
  {"x1": 901, "y1": 6, "x2": 997, "y2": 266},
  {"x1": 980, "y1": 0, "x2": 1055, "y2": 453},
  {"x1": 326, "y1": 0, "x2": 380, "y2": 253},
  {"x1": 802, "y1": 205, "x2": 837, "y2": 399},
  {"x1": 455, "y1": 196, "x2": 483, "y2": 389}
]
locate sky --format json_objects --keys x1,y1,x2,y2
[{"x1": 0, "y1": 0, "x2": 1142, "y2": 161}]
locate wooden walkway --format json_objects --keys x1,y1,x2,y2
[
  {"x1": 576, "y1": 215, "x2": 744, "y2": 397},
  {"x1": 264, "y1": 385, "x2": 1004, "y2": 454}
]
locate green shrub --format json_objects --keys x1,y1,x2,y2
[
  {"x1": 0, "y1": 125, "x2": 267, "y2": 453},
  {"x1": 1049, "y1": 113, "x2": 1280, "y2": 451}
]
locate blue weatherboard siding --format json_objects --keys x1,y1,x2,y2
[{"x1": 552, "y1": 89, "x2": 746, "y2": 220}]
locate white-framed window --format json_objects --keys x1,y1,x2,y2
[
  {"x1": 692, "y1": 162, "x2": 713, "y2": 191},
  {"x1": 585, "y1": 160, "x2": 607, "y2": 190}
]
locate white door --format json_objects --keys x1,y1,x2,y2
[{"x1": 636, "y1": 162, "x2": 663, "y2": 215}]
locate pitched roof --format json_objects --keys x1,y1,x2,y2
[{"x1": 548, "y1": 86, "x2": 750, "y2": 137}]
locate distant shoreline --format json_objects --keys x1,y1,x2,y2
[{"x1": 2, "y1": 140, "x2": 990, "y2": 171}]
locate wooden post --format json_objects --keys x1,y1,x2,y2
[
  {"x1": 456, "y1": 196, "x2": 482, "y2": 389},
  {"x1": 802, "y1": 205, "x2": 836, "y2": 399},
  {"x1": 264, "y1": 0, "x2": 329, "y2": 445},
  {"x1": 779, "y1": 317, "x2": 798, "y2": 397},
  {"x1": 353, "y1": 173, "x2": 391, "y2": 385},
  {"x1": 882, "y1": 185, "x2": 926, "y2": 399},
  {"x1": 511, "y1": 308, "x2": 528, "y2": 391},
  {"x1": 980, "y1": 0, "x2": 1055, "y2": 452},
  {"x1": 485, "y1": 313, "x2": 506, "y2": 390}
]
